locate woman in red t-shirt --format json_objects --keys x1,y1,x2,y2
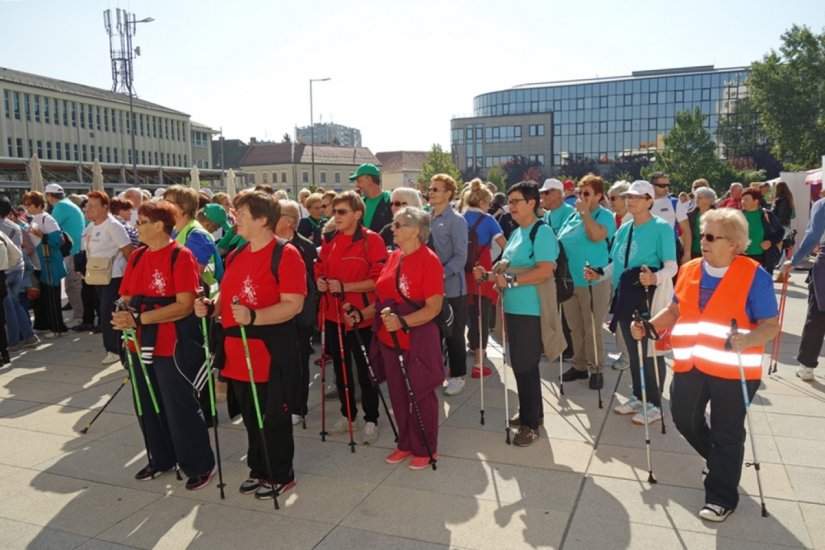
[
  {"x1": 112, "y1": 201, "x2": 216, "y2": 491},
  {"x1": 346, "y1": 207, "x2": 445, "y2": 470},
  {"x1": 316, "y1": 191, "x2": 388, "y2": 446},
  {"x1": 196, "y1": 191, "x2": 306, "y2": 501}
]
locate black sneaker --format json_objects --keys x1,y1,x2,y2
[
  {"x1": 71, "y1": 323, "x2": 95, "y2": 332},
  {"x1": 562, "y1": 350, "x2": 574, "y2": 361},
  {"x1": 561, "y1": 367, "x2": 589, "y2": 382},
  {"x1": 255, "y1": 479, "x2": 296, "y2": 500},
  {"x1": 134, "y1": 464, "x2": 176, "y2": 481},
  {"x1": 699, "y1": 503, "x2": 734, "y2": 522},
  {"x1": 239, "y1": 478, "x2": 263, "y2": 494},
  {"x1": 508, "y1": 413, "x2": 544, "y2": 427},
  {"x1": 185, "y1": 468, "x2": 216, "y2": 491},
  {"x1": 589, "y1": 372, "x2": 604, "y2": 390},
  {"x1": 513, "y1": 426, "x2": 540, "y2": 447}
]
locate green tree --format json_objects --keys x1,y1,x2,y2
[
  {"x1": 653, "y1": 107, "x2": 728, "y2": 193},
  {"x1": 502, "y1": 155, "x2": 543, "y2": 188},
  {"x1": 716, "y1": 97, "x2": 784, "y2": 177},
  {"x1": 748, "y1": 25, "x2": 825, "y2": 169},
  {"x1": 486, "y1": 164, "x2": 506, "y2": 192},
  {"x1": 282, "y1": 133, "x2": 291, "y2": 143},
  {"x1": 418, "y1": 144, "x2": 462, "y2": 185}
]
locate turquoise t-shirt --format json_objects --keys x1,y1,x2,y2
[
  {"x1": 502, "y1": 220, "x2": 559, "y2": 316},
  {"x1": 558, "y1": 205, "x2": 617, "y2": 287},
  {"x1": 543, "y1": 203, "x2": 575, "y2": 235},
  {"x1": 609, "y1": 216, "x2": 676, "y2": 288}
]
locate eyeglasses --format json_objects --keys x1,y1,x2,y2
[
  {"x1": 392, "y1": 221, "x2": 408, "y2": 229},
  {"x1": 333, "y1": 208, "x2": 351, "y2": 216},
  {"x1": 136, "y1": 219, "x2": 154, "y2": 226},
  {"x1": 390, "y1": 201, "x2": 408, "y2": 208},
  {"x1": 321, "y1": 203, "x2": 331, "y2": 208},
  {"x1": 507, "y1": 198, "x2": 527, "y2": 207},
  {"x1": 428, "y1": 187, "x2": 442, "y2": 193},
  {"x1": 653, "y1": 183, "x2": 670, "y2": 188},
  {"x1": 700, "y1": 233, "x2": 727, "y2": 243}
]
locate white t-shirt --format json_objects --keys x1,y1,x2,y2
[
  {"x1": 652, "y1": 195, "x2": 687, "y2": 228},
  {"x1": 82, "y1": 215, "x2": 132, "y2": 278},
  {"x1": 29, "y1": 212, "x2": 60, "y2": 248}
]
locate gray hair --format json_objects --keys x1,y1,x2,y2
[
  {"x1": 607, "y1": 180, "x2": 630, "y2": 197},
  {"x1": 390, "y1": 187, "x2": 422, "y2": 209},
  {"x1": 700, "y1": 208, "x2": 750, "y2": 254},
  {"x1": 729, "y1": 182, "x2": 743, "y2": 190},
  {"x1": 278, "y1": 199, "x2": 300, "y2": 223},
  {"x1": 395, "y1": 206, "x2": 431, "y2": 244},
  {"x1": 694, "y1": 186, "x2": 717, "y2": 203}
]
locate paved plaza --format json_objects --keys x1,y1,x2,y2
[{"x1": 0, "y1": 267, "x2": 824, "y2": 549}]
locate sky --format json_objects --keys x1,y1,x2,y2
[{"x1": 1, "y1": 0, "x2": 824, "y2": 154}]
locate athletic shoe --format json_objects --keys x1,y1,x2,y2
[
  {"x1": 698, "y1": 503, "x2": 734, "y2": 522},
  {"x1": 291, "y1": 414, "x2": 302, "y2": 426},
  {"x1": 71, "y1": 323, "x2": 95, "y2": 332},
  {"x1": 34, "y1": 328, "x2": 51, "y2": 335},
  {"x1": 409, "y1": 453, "x2": 439, "y2": 470},
  {"x1": 101, "y1": 352, "x2": 121, "y2": 365},
  {"x1": 328, "y1": 416, "x2": 358, "y2": 436},
  {"x1": 134, "y1": 464, "x2": 176, "y2": 481},
  {"x1": 561, "y1": 367, "x2": 589, "y2": 382},
  {"x1": 508, "y1": 413, "x2": 544, "y2": 427},
  {"x1": 385, "y1": 449, "x2": 413, "y2": 464},
  {"x1": 513, "y1": 426, "x2": 540, "y2": 447},
  {"x1": 589, "y1": 372, "x2": 604, "y2": 390},
  {"x1": 797, "y1": 367, "x2": 815, "y2": 382},
  {"x1": 471, "y1": 365, "x2": 492, "y2": 378},
  {"x1": 562, "y1": 349, "x2": 574, "y2": 361},
  {"x1": 613, "y1": 395, "x2": 643, "y2": 415},
  {"x1": 632, "y1": 403, "x2": 662, "y2": 425},
  {"x1": 185, "y1": 468, "x2": 216, "y2": 491},
  {"x1": 239, "y1": 477, "x2": 263, "y2": 494},
  {"x1": 255, "y1": 479, "x2": 296, "y2": 500},
  {"x1": 21, "y1": 335, "x2": 41, "y2": 349},
  {"x1": 362, "y1": 421, "x2": 379, "y2": 445},
  {"x1": 612, "y1": 357, "x2": 630, "y2": 370},
  {"x1": 43, "y1": 332, "x2": 61, "y2": 340},
  {"x1": 443, "y1": 377, "x2": 466, "y2": 396}
]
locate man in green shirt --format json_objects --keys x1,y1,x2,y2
[
  {"x1": 540, "y1": 178, "x2": 575, "y2": 234},
  {"x1": 350, "y1": 163, "x2": 391, "y2": 232}
]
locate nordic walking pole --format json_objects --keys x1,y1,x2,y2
[
  {"x1": 233, "y1": 297, "x2": 279, "y2": 511},
  {"x1": 727, "y1": 319, "x2": 768, "y2": 517},
  {"x1": 197, "y1": 290, "x2": 225, "y2": 499},
  {"x1": 633, "y1": 310, "x2": 657, "y2": 484},
  {"x1": 477, "y1": 271, "x2": 485, "y2": 426},
  {"x1": 585, "y1": 262, "x2": 603, "y2": 409},
  {"x1": 642, "y1": 274, "x2": 666, "y2": 435},
  {"x1": 333, "y1": 294, "x2": 357, "y2": 453},
  {"x1": 381, "y1": 307, "x2": 437, "y2": 470},
  {"x1": 558, "y1": 303, "x2": 565, "y2": 396},
  {"x1": 80, "y1": 376, "x2": 129, "y2": 434},
  {"x1": 343, "y1": 304, "x2": 398, "y2": 442},
  {"x1": 769, "y1": 274, "x2": 789, "y2": 375},
  {"x1": 319, "y1": 295, "x2": 328, "y2": 441},
  {"x1": 500, "y1": 292, "x2": 512, "y2": 445}
]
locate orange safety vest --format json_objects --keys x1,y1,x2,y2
[{"x1": 671, "y1": 257, "x2": 765, "y2": 380}]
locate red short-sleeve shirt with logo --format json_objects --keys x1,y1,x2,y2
[
  {"x1": 374, "y1": 246, "x2": 444, "y2": 350},
  {"x1": 220, "y1": 239, "x2": 307, "y2": 382},
  {"x1": 119, "y1": 242, "x2": 200, "y2": 357}
]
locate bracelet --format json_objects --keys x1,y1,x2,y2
[
  {"x1": 132, "y1": 311, "x2": 143, "y2": 327},
  {"x1": 396, "y1": 314, "x2": 410, "y2": 333},
  {"x1": 248, "y1": 308, "x2": 257, "y2": 326}
]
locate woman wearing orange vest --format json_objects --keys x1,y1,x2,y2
[{"x1": 631, "y1": 208, "x2": 778, "y2": 523}]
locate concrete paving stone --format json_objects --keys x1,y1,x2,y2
[
  {"x1": 786, "y1": 465, "x2": 825, "y2": 505},
  {"x1": 799, "y1": 502, "x2": 825, "y2": 550},
  {"x1": 0, "y1": 463, "x2": 161, "y2": 538},
  {"x1": 315, "y1": 526, "x2": 454, "y2": 550},
  {"x1": 75, "y1": 540, "x2": 143, "y2": 550},
  {"x1": 572, "y1": 476, "x2": 811, "y2": 548},
  {"x1": 290, "y1": 436, "x2": 401, "y2": 485},
  {"x1": 753, "y1": 392, "x2": 825, "y2": 418},
  {"x1": 775, "y1": 436, "x2": 825, "y2": 468},
  {"x1": 52, "y1": 376, "x2": 137, "y2": 415},
  {"x1": 597, "y1": 409, "x2": 700, "y2": 455},
  {"x1": 0, "y1": 517, "x2": 90, "y2": 550},
  {"x1": 1, "y1": 362, "x2": 122, "y2": 389},
  {"x1": 0, "y1": 375, "x2": 82, "y2": 403},
  {"x1": 96, "y1": 495, "x2": 331, "y2": 549},
  {"x1": 0, "y1": 396, "x2": 40, "y2": 418},
  {"x1": 341, "y1": 484, "x2": 568, "y2": 550},
  {"x1": 0, "y1": 425, "x2": 80, "y2": 468},
  {"x1": 768, "y1": 411, "x2": 825, "y2": 441},
  {"x1": 0, "y1": 402, "x2": 135, "y2": 440}
]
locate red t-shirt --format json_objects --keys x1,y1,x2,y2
[
  {"x1": 220, "y1": 239, "x2": 307, "y2": 382},
  {"x1": 119, "y1": 242, "x2": 200, "y2": 357},
  {"x1": 374, "y1": 246, "x2": 444, "y2": 350}
]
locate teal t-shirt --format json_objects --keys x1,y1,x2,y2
[
  {"x1": 51, "y1": 199, "x2": 85, "y2": 255},
  {"x1": 609, "y1": 216, "x2": 676, "y2": 288},
  {"x1": 363, "y1": 191, "x2": 390, "y2": 229},
  {"x1": 543, "y1": 203, "x2": 575, "y2": 235},
  {"x1": 743, "y1": 209, "x2": 765, "y2": 256},
  {"x1": 501, "y1": 220, "x2": 559, "y2": 316},
  {"x1": 558, "y1": 206, "x2": 617, "y2": 287}
]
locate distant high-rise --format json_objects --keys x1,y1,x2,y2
[{"x1": 296, "y1": 122, "x2": 362, "y2": 147}]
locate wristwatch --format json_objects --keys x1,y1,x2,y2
[{"x1": 505, "y1": 274, "x2": 519, "y2": 288}]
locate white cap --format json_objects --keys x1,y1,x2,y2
[
  {"x1": 539, "y1": 178, "x2": 564, "y2": 193},
  {"x1": 154, "y1": 187, "x2": 166, "y2": 198},
  {"x1": 200, "y1": 187, "x2": 214, "y2": 199},
  {"x1": 622, "y1": 180, "x2": 655, "y2": 198},
  {"x1": 45, "y1": 183, "x2": 64, "y2": 195}
]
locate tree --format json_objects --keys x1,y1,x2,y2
[
  {"x1": 282, "y1": 133, "x2": 291, "y2": 143},
  {"x1": 486, "y1": 164, "x2": 506, "y2": 193},
  {"x1": 556, "y1": 155, "x2": 597, "y2": 180},
  {"x1": 652, "y1": 107, "x2": 728, "y2": 193},
  {"x1": 606, "y1": 153, "x2": 653, "y2": 182},
  {"x1": 418, "y1": 144, "x2": 462, "y2": 185},
  {"x1": 460, "y1": 166, "x2": 482, "y2": 183},
  {"x1": 502, "y1": 155, "x2": 544, "y2": 188},
  {"x1": 715, "y1": 97, "x2": 784, "y2": 177},
  {"x1": 749, "y1": 25, "x2": 825, "y2": 169}
]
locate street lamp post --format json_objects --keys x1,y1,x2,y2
[{"x1": 309, "y1": 77, "x2": 330, "y2": 194}]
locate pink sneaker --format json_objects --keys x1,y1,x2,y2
[
  {"x1": 408, "y1": 453, "x2": 439, "y2": 470},
  {"x1": 385, "y1": 449, "x2": 413, "y2": 464},
  {"x1": 471, "y1": 365, "x2": 492, "y2": 378}
]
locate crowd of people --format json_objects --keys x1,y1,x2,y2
[{"x1": 4, "y1": 164, "x2": 823, "y2": 521}]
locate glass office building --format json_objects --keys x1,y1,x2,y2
[{"x1": 451, "y1": 65, "x2": 749, "y2": 174}]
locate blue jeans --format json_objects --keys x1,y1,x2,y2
[{"x1": 5, "y1": 268, "x2": 32, "y2": 346}]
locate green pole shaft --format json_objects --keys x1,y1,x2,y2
[
  {"x1": 123, "y1": 333, "x2": 143, "y2": 417},
  {"x1": 201, "y1": 317, "x2": 217, "y2": 417},
  {"x1": 239, "y1": 324, "x2": 264, "y2": 430},
  {"x1": 127, "y1": 327, "x2": 160, "y2": 414}
]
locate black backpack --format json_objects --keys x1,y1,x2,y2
[
  {"x1": 464, "y1": 214, "x2": 486, "y2": 272},
  {"x1": 528, "y1": 220, "x2": 574, "y2": 303},
  {"x1": 59, "y1": 231, "x2": 73, "y2": 257}
]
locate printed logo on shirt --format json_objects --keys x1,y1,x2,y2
[
  {"x1": 240, "y1": 275, "x2": 258, "y2": 306},
  {"x1": 398, "y1": 273, "x2": 411, "y2": 298},
  {"x1": 150, "y1": 269, "x2": 168, "y2": 295}
]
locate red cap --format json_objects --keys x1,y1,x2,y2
[{"x1": 563, "y1": 180, "x2": 575, "y2": 190}]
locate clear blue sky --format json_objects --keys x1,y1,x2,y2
[{"x1": 1, "y1": 0, "x2": 824, "y2": 153}]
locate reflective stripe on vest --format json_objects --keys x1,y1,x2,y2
[{"x1": 671, "y1": 256, "x2": 765, "y2": 380}]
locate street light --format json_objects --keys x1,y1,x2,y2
[{"x1": 309, "y1": 77, "x2": 331, "y2": 193}]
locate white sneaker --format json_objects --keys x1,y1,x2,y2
[
  {"x1": 362, "y1": 421, "x2": 379, "y2": 444},
  {"x1": 443, "y1": 377, "x2": 466, "y2": 396},
  {"x1": 328, "y1": 416, "x2": 358, "y2": 436},
  {"x1": 291, "y1": 414, "x2": 302, "y2": 426},
  {"x1": 101, "y1": 352, "x2": 121, "y2": 364},
  {"x1": 613, "y1": 396, "x2": 643, "y2": 415},
  {"x1": 632, "y1": 403, "x2": 662, "y2": 425},
  {"x1": 796, "y1": 367, "x2": 815, "y2": 382},
  {"x1": 612, "y1": 357, "x2": 630, "y2": 370},
  {"x1": 43, "y1": 332, "x2": 61, "y2": 340}
]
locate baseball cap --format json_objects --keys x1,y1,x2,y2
[
  {"x1": 563, "y1": 180, "x2": 575, "y2": 191},
  {"x1": 200, "y1": 187, "x2": 215, "y2": 199},
  {"x1": 203, "y1": 203, "x2": 231, "y2": 232},
  {"x1": 539, "y1": 178, "x2": 563, "y2": 193},
  {"x1": 154, "y1": 187, "x2": 167, "y2": 198},
  {"x1": 348, "y1": 163, "x2": 381, "y2": 181},
  {"x1": 622, "y1": 180, "x2": 655, "y2": 198},
  {"x1": 45, "y1": 183, "x2": 64, "y2": 195}
]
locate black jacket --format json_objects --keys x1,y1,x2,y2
[{"x1": 368, "y1": 193, "x2": 393, "y2": 233}]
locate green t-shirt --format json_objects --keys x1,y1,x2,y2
[
  {"x1": 691, "y1": 212, "x2": 703, "y2": 254},
  {"x1": 501, "y1": 221, "x2": 559, "y2": 316},
  {"x1": 744, "y1": 209, "x2": 765, "y2": 256},
  {"x1": 363, "y1": 191, "x2": 390, "y2": 229}
]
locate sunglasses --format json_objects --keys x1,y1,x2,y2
[
  {"x1": 428, "y1": 187, "x2": 442, "y2": 193},
  {"x1": 333, "y1": 208, "x2": 351, "y2": 216},
  {"x1": 700, "y1": 233, "x2": 727, "y2": 243},
  {"x1": 391, "y1": 201, "x2": 408, "y2": 208},
  {"x1": 392, "y1": 221, "x2": 408, "y2": 229}
]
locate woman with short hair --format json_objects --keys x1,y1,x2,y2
[
  {"x1": 740, "y1": 189, "x2": 784, "y2": 274},
  {"x1": 297, "y1": 193, "x2": 325, "y2": 247},
  {"x1": 687, "y1": 187, "x2": 718, "y2": 259},
  {"x1": 378, "y1": 187, "x2": 423, "y2": 249}
]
